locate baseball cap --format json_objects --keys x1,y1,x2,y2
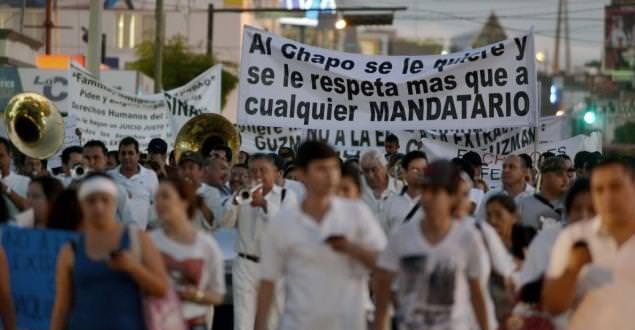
[
  {"x1": 178, "y1": 151, "x2": 204, "y2": 166},
  {"x1": 540, "y1": 156, "x2": 567, "y2": 174},
  {"x1": 417, "y1": 159, "x2": 459, "y2": 189},
  {"x1": 278, "y1": 147, "x2": 295, "y2": 160},
  {"x1": 147, "y1": 138, "x2": 168, "y2": 155}
]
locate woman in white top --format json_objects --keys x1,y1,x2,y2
[{"x1": 152, "y1": 177, "x2": 226, "y2": 330}]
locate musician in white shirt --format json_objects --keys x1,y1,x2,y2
[{"x1": 219, "y1": 153, "x2": 297, "y2": 330}]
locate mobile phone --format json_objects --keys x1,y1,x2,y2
[
  {"x1": 324, "y1": 235, "x2": 345, "y2": 243},
  {"x1": 110, "y1": 249, "x2": 123, "y2": 258}
]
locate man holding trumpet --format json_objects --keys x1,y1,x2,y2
[{"x1": 219, "y1": 153, "x2": 297, "y2": 330}]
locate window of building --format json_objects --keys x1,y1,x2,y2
[{"x1": 116, "y1": 12, "x2": 138, "y2": 49}]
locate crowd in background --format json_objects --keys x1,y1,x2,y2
[{"x1": 0, "y1": 132, "x2": 633, "y2": 330}]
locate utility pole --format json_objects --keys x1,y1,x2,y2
[
  {"x1": 19, "y1": 0, "x2": 26, "y2": 34},
  {"x1": 563, "y1": 0, "x2": 571, "y2": 72},
  {"x1": 207, "y1": 4, "x2": 214, "y2": 57},
  {"x1": 44, "y1": 0, "x2": 53, "y2": 54},
  {"x1": 87, "y1": 0, "x2": 102, "y2": 77},
  {"x1": 553, "y1": 0, "x2": 562, "y2": 73},
  {"x1": 155, "y1": 0, "x2": 165, "y2": 92}
]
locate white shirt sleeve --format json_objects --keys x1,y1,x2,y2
[
  {"x1": 376, "y1": 231, "x2": 401, "y2": 273},
  {"x1": 480, "y1": 220, "x2": 516, "y2": 278},
  {"x1": 546, "y1": 227, "x2": 575, "y2": 279},
  {"x1": 259, "y1": 219, "x2": 286, "y2": 281},
  {"x1": 357, "y1": 202, "x2": 388, "y2": 251},
  {"x1": 220, "y1": 201, "x2": 238, "y2": 228}
]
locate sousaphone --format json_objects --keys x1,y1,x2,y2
[
  {"x1": 174, "y1": 113, "x2": 240, "y2": 163},
  {"x1": 4, "y1": 92, "x2": 64, "y2": 159}
]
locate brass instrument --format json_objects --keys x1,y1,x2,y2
[
  {"x1": 4, "y1": 93, "x2": 64, "y2": 159},
  {"x1": 173, "y1": 113, "x2": 240, "y2": 163}
]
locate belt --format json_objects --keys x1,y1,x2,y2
[{"x1": 238, "y1": 252, "x2": 260, "y2": 263}]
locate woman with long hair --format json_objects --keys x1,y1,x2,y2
[
  {"x1": 50, "y1": 173, "x2": 168, "y2": 330},
  {"x1": 151, "y1": 177, "x2": 225, "y2": 330}
]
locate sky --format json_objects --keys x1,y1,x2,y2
[{"x1": 341, "y1": 0, "x2": 611, "y2": 68}]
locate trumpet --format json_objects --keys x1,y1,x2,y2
[
  {"x1": 235, "y1": 182, "x2": 263, "y2": 205},
  {"x1": 71, "y1": 164, "x2": 89, "y2": 180}
]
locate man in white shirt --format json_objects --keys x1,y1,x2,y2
[
  {"x1": 0, "y1": 138, "x2": 29, "y2": 212},
  {"x1": 204, "y1": 156, "x2": 232, "y2": 199},
  {"x1": 517, "y1": 156, "x2": 569, "y2": 229},
  {"x1": 108, "y1": 137, "x2": 158, "y2": 229},
  {"x1": 381, "y1": 150, "x2": 427, "y2": 234},
  {"x1": 255, "y1": 140, "x2": 386, "y2": 330},
  {"x1": 476, "y1": 154, "x2": 534, "y2": 221},
  {"x1": 542, "y1": 157, "x2": 635, "y2": 317},
  {"x1": 55, "y1": 146, "x2": 85, "y2": 187},
  {"x1": 219, "y1": 153, "x2": 297, "y2": 330},
  {"x1": 83, "y1": 140, "x2": 134, "y2": 225},
  {"x1": 360, "y1": 149, "x2": 403, "y2": 217}
]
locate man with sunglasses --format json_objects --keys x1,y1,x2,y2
[{"x1": 517, "y1": 156, "x2": 570, "y2": 229}]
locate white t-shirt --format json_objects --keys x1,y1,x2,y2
[
  {"x1": 546, "y1": 217, "x2": 627, "y2": 311},
  {"x1": 151, "y1": 230, "x2": 226, "y2": 321},
  {"x1": 259, "y1": 197, "x2": 387, "y2": 330},
  {"x1": 519, "y1": 223, "x2": 563, "y2": 286},
  {"x1": 284, "y1": 179, "x2": 305, "y2": 202},
  {"x1": 377, "y1": 217, "x2": 483, "y2": 330}
]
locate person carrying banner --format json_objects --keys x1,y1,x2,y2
[
  {"x1": 359, "y1": 149, "x2": 403, "y2": 218},
  {"x1": 254, "y1": 141, "x2": 386, "y2": 330},
  {"x1": 380, "y1": 151, "x2": 427, "y2": 234},
  {"x1": 373, "y1": 159, "x2": 489, "y2": 330},
  {"x1": 108, "y1": 137, "x2": 159, "y2": 230},
  {"x1": 50, "y1": 173, "x2": 169, "y2": 330},
  {"x1": 476, "y1": 155, "x2": 534, "y2": 221},
  {"x1": 517, "y1": 156, "x2": 569, "y2": 229},
  {"x1": 219, "y1": 153, "x2": 297, "y2": 330},
  {"x1": 0, "y1": 138, "x2": 29, "y2": 213}
]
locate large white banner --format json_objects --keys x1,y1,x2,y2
[
  {"x1": 422, "y1": 132, "x2": 602, "y2": 189},
  {"x1": 68, "y1": 63, "x2": 222, "y2": 150},
  {"x1": 0, "y1": 68, "x2": 153, "y2": 168},
  {"x1": 238, "y1": 26, "x2": 538, "y2": 130}
]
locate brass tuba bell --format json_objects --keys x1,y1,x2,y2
[
  {"x1": 4, "y1": 92, "x2": 64, "y2": 159},
  {"x1": 174, "y1": 113, "x2": 240, "y2": 163}
]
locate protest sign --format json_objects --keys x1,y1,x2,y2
[
  {"x1": 237, "y1": 125, "x2": 303, "y2": 154},
  {"x1": 421, "y1": 132, "x2": 602, "y2": 189},
  {"x1": 238, "y1": 26, "x2": 538, "y2": 130},
  {"x1": 164, "y1": 65, "x2": 222, "y2": 137},
  {"x1": 0, "y1": 68, "x2": 151, "y2": 168},
  {"x1": 1, "y1": 226, "x2": 78, "y2": 330},
  {"x1": 68, "y1": 63, "x2": 222, "y2": 150}
]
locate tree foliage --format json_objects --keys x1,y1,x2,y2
[
  {"x1": 614, "y1": 122, "x2": 635, "y2": 144},
  {"x1": 128, "y1": 36, "x2": 238, "y2": 108}
]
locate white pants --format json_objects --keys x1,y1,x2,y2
[{"x1": 233, "y1": 257, "x2": 283, "y2": 330}]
